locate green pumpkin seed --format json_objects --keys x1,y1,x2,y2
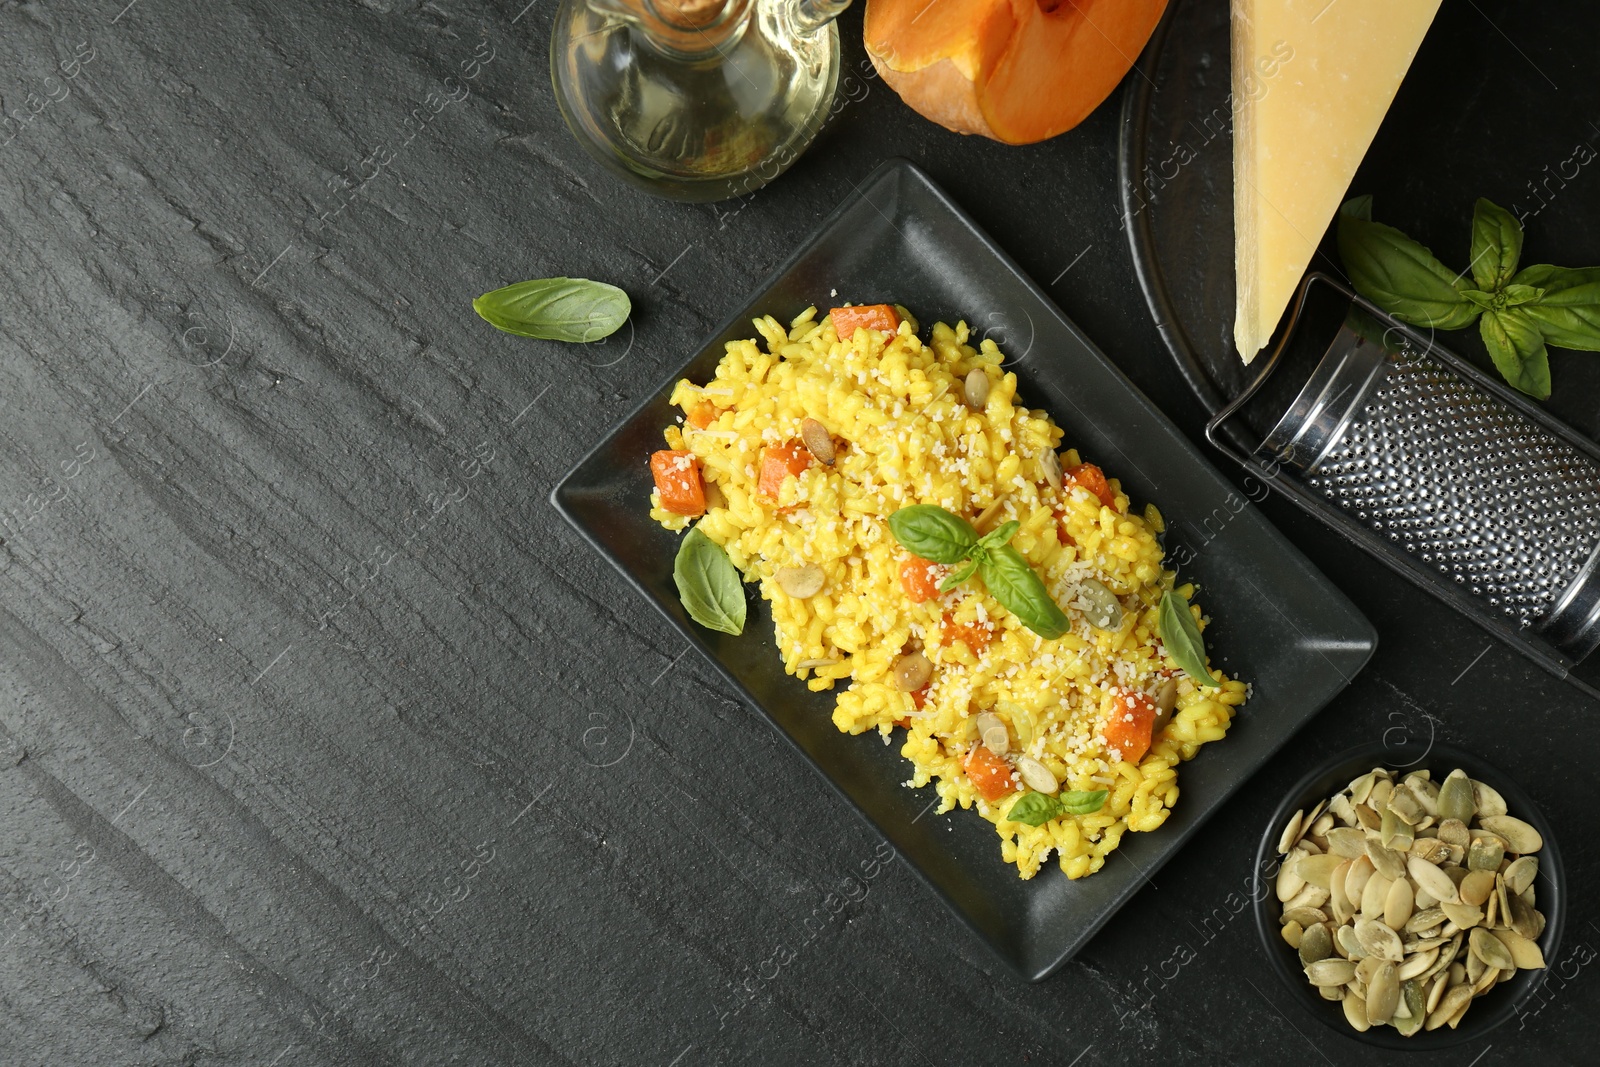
[
  {"x1": 1349, "y1": 770, "x2": 1380, "y2": 805},
  {"x1": 1398, "y1": 948, "x2": 1439, "y2": 981},
  {"x1": 1470, "y1": 927, "x2": 1516, "y2": 971},
  {"x1": 1407, "y1": 856, "x2": 1458, "y2": 904},
  {"x1": 1326, "y1": 826, "x2": 1368, "y2": 859},
  {"x1": 1504, "y1": 855, "x2": 1538, "y2": 897},
  {"x1": 1467, "y1": 835, "x2": 1504, "y2": 872},
  {"x1": 1367, "y1": 840, "x2": 1409, "y2": 881},
  {"x1": 1307, "y1": 958, "x2": 1358, "y2": 987},
  {"x1": 1360, "y1": 872, "x2": 1393, "y2": 920},
  {"x1": 1344, "y1": 855, "x2": 1376, "y2": 905},
  {"x1": 1437, "y1": 769, "x2": 1476, "y2": 823},
  {"x1": 1299, "y1": 922, "x2": 1334, "y2": 966},
  {"x1": 1283, "y1": 906, "x2": 1330, "y2": 927},
  {"x1": 1459, "y1": 869, "x2": 1496, "y2": 908},
  {"x1": 1509, "y1": 893, "x2": 1543, "y2": 940},
  {"x1": 1440, "y1": 900, "x2": 1483, "y2": 930},
  {"x1": 1365, "y1": 961, "x2": 1400, "y2": 1024},
  {"x1": 1394, "y1": 979, "x2": 1426, "y2": 1036},
  {"x1": 1076, "y1": 578, "x2": 1123, "y2": 630},
  {"x1": 1276, "y1": 860, "x2": 1306, "y2": 902},
  {"x1": 1383, "y1": 876, "x2": 1414, "y2": 931},
  {"x1": 1489, "y1": 928, "x2": 1546, "y2": 969},
  {"x1": 1387, "y1": 784, "x2": 1426, "y2": 826},
  {"x1": 1273, "y1": 809, "x2": 1299, "y2": 857},
  {"x1": 1356, "y1": 917, "x2": 1404, "y2": 961},
  {"x1": 1294, "y1": 852, "x2": 1345, "y2": 890},
  {"x1": 1404, "y1": 907, "x2": 1445, "y2": 935},
  {"x1": 1478, "y1": 815, "x2": 1542, "y2": 854},
  {"x1": 1471, "y1": 779, "x2": 1509, "y2": 818},
  {"x1": 1425, "y1": 985, "x2": 1473, "y2": 1031},
  {"x1": 1381, "y1": 805, "x2": 1415, "y2": 851},
  {"x1": 1421, "y1": 934, "x2": 1463, "y2": 985},
  {"x1": 1436, "y1": 818, "x2": 1470, "y2": 848},
  {"x1": 1353, "y1": 955, "x2": 1382, "y2": 985},
  {"x1": 1343, "y1": 992, "x2": 1371, "y2": 1032},
  {"x1": 1285, "y1": 884, "x2": 1330, "y2": 913}
]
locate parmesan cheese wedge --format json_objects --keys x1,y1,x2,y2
[{"x1": 1231, "y1": 0, "x2": 1443, "y2": 362}]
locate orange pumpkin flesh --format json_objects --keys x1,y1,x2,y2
[{"x1": 865, "y1": 0, "x2": 1169, "y2": 145}]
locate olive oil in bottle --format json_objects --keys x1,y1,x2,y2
[{"x1": 550, "y1": 0, "x2": 850, "y2": 202}]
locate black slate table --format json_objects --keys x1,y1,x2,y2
[{"x1": 2, "y1": 3, "x2": 1594, "y2": 1065}]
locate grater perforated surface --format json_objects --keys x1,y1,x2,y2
[{"x1": 1306, "y1": 345, "x2": 1600, "y2": 627}]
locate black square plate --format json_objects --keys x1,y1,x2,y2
[{"x1": 552, "y1": 158, "x2": 1376, "y2": 981}]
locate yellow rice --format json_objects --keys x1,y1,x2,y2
[{"x1": 650, "y1": 306, "x2": 1247, "y2": 879}]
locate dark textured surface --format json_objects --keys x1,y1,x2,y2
[{"x1": 1, "y1": 2, "x2": 1595, "y2": 1065}]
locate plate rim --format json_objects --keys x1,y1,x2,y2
[
  {"x1": 1116, "y1": 0, "x2": 1238, "y2": 427},
  {"x1": 552, "y1": 156, "x2": 1378, "y2": 981}
]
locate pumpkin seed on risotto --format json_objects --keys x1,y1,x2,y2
[{"x1": 649, "y1": 302, "x2": 1248, "y2": 880}]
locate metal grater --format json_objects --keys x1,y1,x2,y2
[{"x1": 1253, "y1": 304, "x2": 1600, "y2": 660}]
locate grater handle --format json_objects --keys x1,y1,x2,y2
[
  {"x1": 1201, "y1": 272, "x2": 1600, "y2": 702},
  {"x1": 1209, "y1": 273, "x2": 1600, "y2": 468},
  {"x1": 1205, "y1": 272, "x2": 1327, "y2": 457}
]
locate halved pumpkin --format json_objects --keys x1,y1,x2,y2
[{"x1": 865, "y1": 0, "x2": 1168, "y2": 145}]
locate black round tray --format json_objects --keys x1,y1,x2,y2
[{"x1": 1118, "y1": 0, "x2": 1600, "y2": 444}]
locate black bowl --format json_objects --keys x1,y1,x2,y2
[{"x1": 1251, "y1": 740, "x2": 1565, "y2": 1049}]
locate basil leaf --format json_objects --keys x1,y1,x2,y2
[
  {"x1": 1460, "y1": 289, "x2": 1497, "y2": 311},
  {"x1": 938, "y1": 555, "x2": 981, "y2": 593},
  {"x1": 979, "y1": 545, "x2": 1068, "y2": 640},
  {"x1": 1337, "y1": 198, "x2": 1481, "y2": 331},
  {"x1": 473, "y1": 277, "x2": 631, "y2": 341},
  {"x1": 1480, "y1": 308, "x2": 1552, "y2": 400},
  {"x1": 1469, "y1": 198, "x2": 1523, "y2": 291},
  {"x1": 1157, "y1": 589, "x2": 1218, "y2": 687},
  {"x1": 673, "y1": 527, "x2": 746, "y2": 635},
  {"x1": 1501, "y1": 283, "x2": 1545, "y2": 308},
  {"x1": 975, "y1": 520, "x2": 1019, "y2": 551},
  {"x1": 888, "y1": 505, "x2": 978, "y2": 565},
  {"x1": 1058, "y1": 789, "x2": 1109, "y2": 815},
  {"x1": 1513, "y1": 264, "x2": 1600, "y2": 352},
  {"x1": 1006, "y1": 792, "x2": 1063, "y2": 827},
  {"x1": 1343, "y1": 194, "x2": 1374, "y2": 222}
]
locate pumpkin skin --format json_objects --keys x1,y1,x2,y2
[{"x1": 865, "y1": 0, "x2": 1169, "y2": 145}]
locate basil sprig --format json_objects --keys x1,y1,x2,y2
[
  {"x1": 1006, "y1": 789, "x2": 1108, "y2": 826},
  {"x1": 1157, "y1": 589, "x2": 1218, "y2": 688},
  {"x1": 887, "y1": 505, "x2": 1068, "y2": 639},
  {"x1": 473, "y1": 277, "x2": 631, "y2": 341},
  {"x1": 673, "y1": 527, "x2": 746, "y2": 635},
  {"x1": 1338, "y1": 196, "x2": 1600, "y2": 399}
]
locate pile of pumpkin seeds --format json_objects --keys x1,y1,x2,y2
[{"x1": 1275, "y1": 766, "x2": 1547, "y2": 1035}]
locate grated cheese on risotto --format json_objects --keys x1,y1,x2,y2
[{"x1": 648, "y1": 304, "x2": 1247, "y2": 880}]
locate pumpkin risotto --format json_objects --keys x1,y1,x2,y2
[{"x1": 648, "y1": 303, "x2": 1247, "y2": 880}]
